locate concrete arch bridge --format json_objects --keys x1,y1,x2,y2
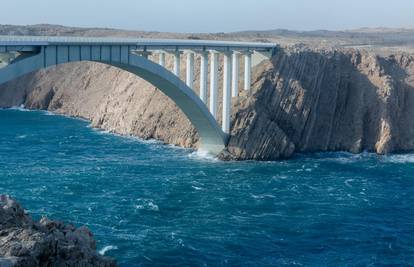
[{"x1": 0, "y1": 36, "x2": 277, "y2": 155}]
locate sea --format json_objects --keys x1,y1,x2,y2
[{"x1": 1, "y1": 108, "x2": 413, "y2": 266}]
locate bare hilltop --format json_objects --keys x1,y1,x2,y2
[{"x1": 1, "y1": 24, "x2": 414, "y2": 160}]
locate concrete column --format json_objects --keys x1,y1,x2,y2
[
  {"x1": 209, "y1": 51, "x2": 219, "y2": 119},
  {"x1": 231, "y1": 51, "x2": 239, "y2": 97},
  {"x1": 173, "y1": 51, "x2": 181, "y2": 77},
  {"x1": 244, "y1": 51, "x2": 253, "y2": 92},
  {"x1": 199, "y1": 51, "x2": 209, "y2": 104},
  {"x1": 158, "y1": 52, "x2": 165, "y2": 67},
  {"x1": 186, "y1": 52, "x2": 195, "y2": 88},
  {"x1": 222, "y1": 52, "x2": 232, "y2": 134}
]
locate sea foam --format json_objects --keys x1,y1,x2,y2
[{"x1": 99, "y1": 245, "x2": 118, "y2": 255}]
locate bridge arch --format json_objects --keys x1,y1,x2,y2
[{"x1": 0, "y1": 49, "x2": 227, "y2": 155}]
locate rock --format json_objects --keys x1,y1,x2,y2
[
  {"x1": 0, "y1": 195, "x2": 116, "y2": 267},
  {"x1": 223, "y1": 48, "x2": 414, "y2": 160}
]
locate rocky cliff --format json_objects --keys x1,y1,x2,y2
[
  {"x1": 224, "y1": 47, "x2": 414, "y2": 160},
  {"x1": 0, "y1": 195, "x2": 116, "y2": 267},
  {"x1": 0, "y1": 47, "x2": 413, "y2": 160}
]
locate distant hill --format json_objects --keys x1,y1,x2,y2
[{"x1": 1, "y1": 24, "x2": 414, "y2": 53}]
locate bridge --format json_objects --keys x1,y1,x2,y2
[{"x1": 0, "y1": 36, "x2": 277, "y2": 155}]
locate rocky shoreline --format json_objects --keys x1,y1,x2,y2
[
  {"x1": 1, "y1": 46, "x2": 414, "y2": 160},
  {"x1": 0, "y1": 195, "x2": 116, "y2": 267}
]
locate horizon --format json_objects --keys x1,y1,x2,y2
[{"x1": 2, "y1": 23, "x2": 414, "y2": 35}]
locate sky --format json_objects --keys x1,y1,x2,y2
[{"x1": 2, "y1": 0, "x2": 414, "y2": 33}]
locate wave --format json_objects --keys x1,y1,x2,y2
[
  {"x1": 135, "y1": 198, "x2": 159, "y2": 212},
  {"x1": 99, "y1": 245, "x2": 118, "y2": 255},
  {"x1": 188, "y1": 149, "x2": 219, "y2": 162},
  {"x1": 382, "y1": 154, "x2": 414, "y2": 163},
  {"x1": 7, "y1": 104, "x2": 30, "y2": 112},
  {"x1": 42, "y1": 110, "x2": 57, "y2": 116},
  {"x1": 90, "y1": 127, "x2": 163, "y2": 144}
]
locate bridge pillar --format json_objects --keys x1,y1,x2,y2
[
  {"x1": 186, "y1": 52, "x2": 194, "y2": 89},
  {"x1": 231, "y1": 51, "x2": 240, "y2": 97},
  {"x1": 209, "y1": 51, "x2": 219, "y2": 119},
  {"x1": 173, "y1": 51, "x2": 182, "y2": 77},
  {"x1": 158, "y1": 52, "x2": 166, "y2": 67},
  {"x1": 222, "y1": 52, "x2": 232, "y2": 134},
  {"x1": 244, "y1": 51, "x2": 253, "y2": 92},
  {"x1": 199, "y1": 51, "x2": 209, "y2": 104}
]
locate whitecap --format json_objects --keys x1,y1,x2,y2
[
  {"x1": 167, "y1": 143, "x2": 187, "y2": 151},
  {"x1": 188, "y1": 149, "x2": 218, "y2": 162},
  {"x1": 344, "y1": 179, "x2": 354, "y2": 188},
  {"x1": 250, "y1": 193, "x2": 276, "y2": 199},
  {"x1": 382, "y1": 154, "x2": 414, "y2": 164},
  {"x1": 135, "y1": 199, "x2": 159, "y2": 212},
  {"x1": 8, "y1": 105, "x2": 29, "y2": 111},
  {"x1": 99, "y1": 245, "x2": 118, "y2": 255},
  {"x1": 42, "y1": 110, "x2": 56, "y2": 116},
  {"x1": 147, "y1": 202, "x2": 159, "y2": 211},
  {"x1": 90, "y1": 128, "x2": 164, "y2": 146},
  {"x1": 272, "y1": 175, "x2": 288, "y2": 180},
  {"x1": 90, "y1": 128, "x2": 112, "y2": 135}
]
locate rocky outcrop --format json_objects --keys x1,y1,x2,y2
[
  {"x1": 222, "y1": 48, "x2": 414, "y2": 160},
  {"x1": 0, "y1": 195, "x2": 116, "y2": 267},
  {"x1": 0, "y1": 47, "x2": 414, "y2": 160}
]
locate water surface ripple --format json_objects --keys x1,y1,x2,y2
[{"x1": 1, "y1": 109, "x2": 413, "y2": 266}]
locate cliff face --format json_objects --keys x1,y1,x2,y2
[
  {"x1": 0, "y1": 47, "x2": 413, "y2": 160},
  {"x1": 224, "y1": 48, "x2": 414, "y2": 160}
]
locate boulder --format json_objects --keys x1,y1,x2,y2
[{"x1": 0, "y1": 195, "x2": 116, "y2": 267}]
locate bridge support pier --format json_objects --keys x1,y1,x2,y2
[
  {"x1": 199, "y1": 51, "x2": 208, "y2": 104},
  {"x1": 232, "y1": 52, "x2": 239, "y2": 97},
  {"x1": 186, "y1": 52, "x2": 194, "y2": 89},
  {"x1": 244, "y1": 51, "x2": 252, "y2": 92},
  {"x1": 158, "y1": 52, "x2": 165, "y2": 67},
  {"x1": 173, "y1": 51, "x2": 181, "y2": 77},
  {"x1": 222, "y1": 52, "x2": 232, "y2": 134},
  {"x1": 209, "y1": 51, "x2": 219, "y2": 119}
]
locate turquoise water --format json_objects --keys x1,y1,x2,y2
[{"x1": 1, "y1": 108, "x2": 414, "y2": 266}]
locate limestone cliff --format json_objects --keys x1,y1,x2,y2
[
  {"x1": 0, "y1": 47, "x2": 413, "y2": 160},
  {"x1": 224, "y1": 47, "x2": 414, "y2": 160}
]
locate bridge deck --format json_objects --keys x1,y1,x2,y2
[{"x1": 0, "y1": 36, "x2": 277, "y2": 52}]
